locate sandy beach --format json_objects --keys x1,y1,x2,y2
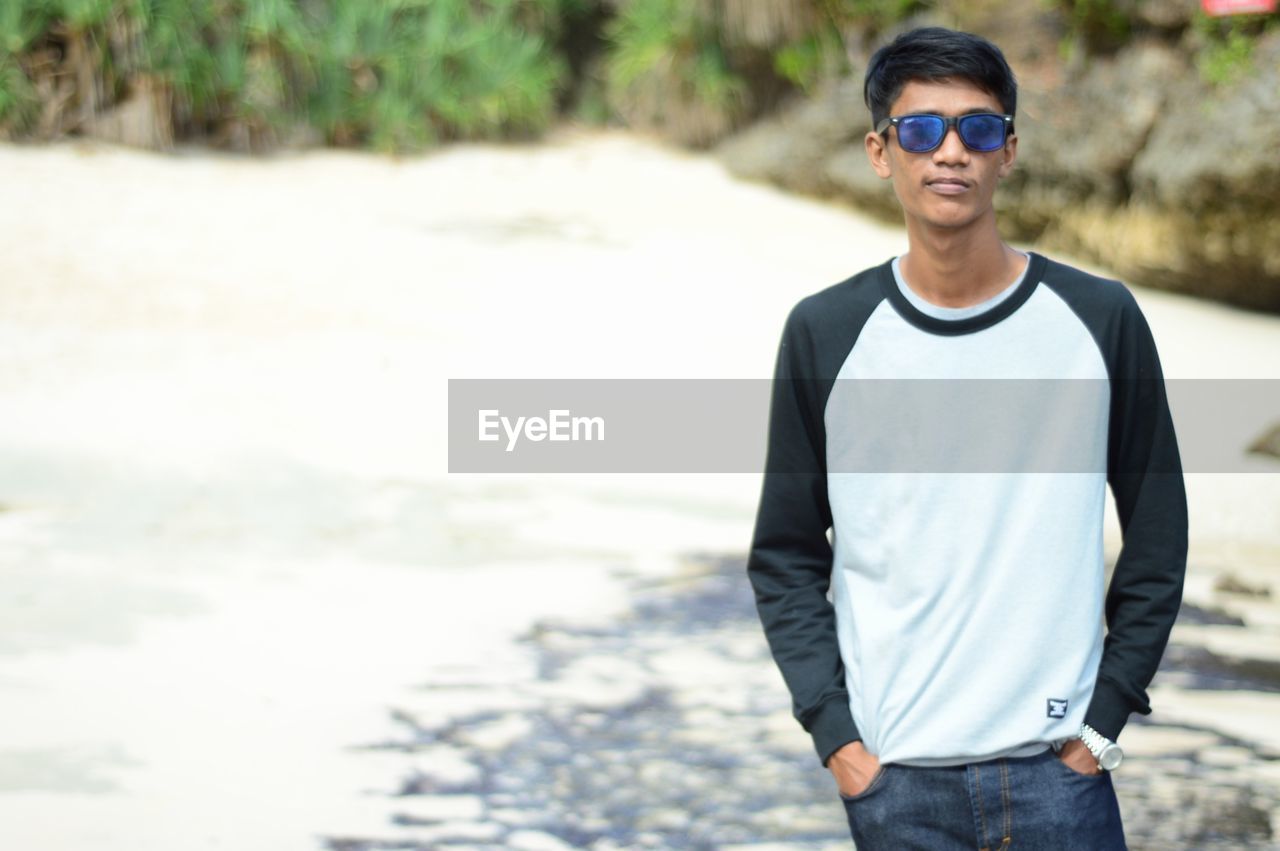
[{"x1": 1, "y1": 126, "x2": 1278, "y2": 850}]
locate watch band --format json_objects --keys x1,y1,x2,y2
[{"x1": 1079, "y1": 723, "x2": 1124, "y2": 771}]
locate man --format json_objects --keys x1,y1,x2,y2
[{"x1": 745, "y1": 26, "x2": 1187, "y2": 850}]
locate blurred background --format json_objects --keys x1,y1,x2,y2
[{"x1": 1, "y1": 1, "x2": 1278, "y2": 849}]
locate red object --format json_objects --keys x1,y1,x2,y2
[{"x1": 1201, "y1": 0, "x2": 1276, "y2": 15}]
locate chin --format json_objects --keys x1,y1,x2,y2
[
  {"x1": 914, "y1": 198, "x2": 987, "y2": 229},
  {"x1": 915, "y1": 211, "x2": 980, "y2": 231}
]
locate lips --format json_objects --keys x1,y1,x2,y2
[{"x1": 926, "y1": 177, "x2": 971, "y2": 195}]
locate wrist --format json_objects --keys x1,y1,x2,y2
[{"x1": 828, "y1": 739, "x2": 867, "y2": 764}]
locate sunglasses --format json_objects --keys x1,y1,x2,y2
[{"x1": 876, "y1": 112, "x2": 1014, "y2": 153}]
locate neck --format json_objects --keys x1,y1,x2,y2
[{"x1": 899, "y1": 213, "x2": 1024, "y2": 308}]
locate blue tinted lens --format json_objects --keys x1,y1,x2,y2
[
  {"x1": 897, "y1": 115, "x2": 945, "y2": 152},
  {"x1": 958, "y1": 114, "x2": 1007, "y2": 151}
]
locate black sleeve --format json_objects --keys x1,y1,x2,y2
[
  {"x1": 746, "y1": 303, "x2": 861, "y2": 767},
  {"x1": 1084, "y1": 292, "x2": 1189, "y2": 741}
]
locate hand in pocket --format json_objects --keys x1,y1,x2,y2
[
  {"x1": 829, "y1": 740, "x2": 882, "y2": 797},
  {"x1": 1057, "y1": 739, "x2": 1102, "y2": 776}
]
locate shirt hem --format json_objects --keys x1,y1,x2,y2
[{"x1": 891, "y1": 741, "x2": 1055, "y2": 767}]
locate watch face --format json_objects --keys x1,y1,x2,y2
[{"x1": 1099, "y1": 745, "x2": 1123, "y2": 771}]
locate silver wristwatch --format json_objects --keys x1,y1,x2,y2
[{"x1": 1080, "y1": 723, "x2": 1124, "y2": 771}]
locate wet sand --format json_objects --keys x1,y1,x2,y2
[{"x1": 0, "y1": 126, "x2": 1278, "y2": 849}]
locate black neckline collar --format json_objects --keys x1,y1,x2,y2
[{"x1": 878, "y1": 251, "x2": 1046, "y2": 336}]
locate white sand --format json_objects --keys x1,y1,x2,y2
[{"x1": 0, "y1": 125, "x2": 1277, "y2": 849}]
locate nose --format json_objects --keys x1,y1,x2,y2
[{"x1": 932, "y1": 124, "x2": 970, "y2": 165}]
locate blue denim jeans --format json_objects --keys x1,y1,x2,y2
[{"x1": 838, "y1": 747, "x2": 1127, "y2": 850}]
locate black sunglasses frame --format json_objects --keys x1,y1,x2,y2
[{"x1": 875, "y1": 113, "x2": 1015, "y2": 153}]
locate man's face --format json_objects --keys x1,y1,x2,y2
[{"x1": 864, "y1": 77, "x2": 1017, "y2": 233}]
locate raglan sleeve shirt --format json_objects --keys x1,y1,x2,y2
[
  {"x1": 746, "y1": 301, "x2": 861, "y2": 767},
  {"x1": 746, "y1": 267, "x2": 1188, "y2": 768}
]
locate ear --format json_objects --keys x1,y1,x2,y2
[
  {"x1": 865, "y1": 130, "x2": 893, "y2": 179},
  {"x1": 996, "y1": 132, "x2": 1018, "y2": 179}
]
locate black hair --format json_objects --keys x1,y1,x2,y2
[{"x1": 863, "y1": 27, "x2": 1017, "y2": 132}]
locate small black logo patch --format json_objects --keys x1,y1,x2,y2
[{"x1": 1047, "y1": 698, "x2": 1069, "y2": 718}]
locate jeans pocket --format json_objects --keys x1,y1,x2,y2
[
  {"x1": 1051, "y1": 752, "x2": 1105, "y2": 781},
  {"x1": 839, "y1": 764, "x2": 891, "y2": 802}
]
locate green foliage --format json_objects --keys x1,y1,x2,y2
[
  {"x1": 824, "y1": 0, "x2": 927, "y2": 34},
  {"x1": 1, "y1": 2, "x2": 51, "y2": 55},
  {"x1": 0, "y1": 0, "x2": 572, "y2": 151},
  {"x1": 296, "y1": 0, "x2": 567, "y2": 150},
  {"x1": 600, "y1": 0, "x2": 925, "y2": 145},
  {"x1": 135, "y1": 0, "x2": 237, "y2": 115},
  {"x1": 605, "y1": 0, "x2": 706, "y2": 91},
  {"x1": 1191, "y1": 10, "x2": 1274, "y2": 87},
  {"x1": 1053, "y1": 0, "x2": 1130, "y2": 52},
  {"x1": 773, "y1": 0, "x2": 926, "y2": 92},
  {"x1": 0, "y1": 0, "x2": 941, "y2": 150},
  {"x1": 773, "y1": 27, "x2": 849, "y2": 93},
  {"x1": 0, "y1": 54, "x2": 39, "y2": 136},
  {"x1": 47, "y1": 0, "x2": 116, "y2": 29},
  {"x1": 1198, "y1": 26, "x2": 1255, "y2": 85},
  {"x1": 603, "y1": 0, "x2": 747, "y2": 146}
]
